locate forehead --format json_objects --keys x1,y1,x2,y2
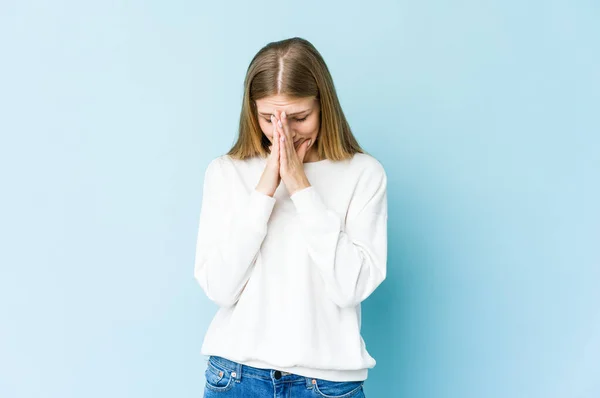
[{"x1": 255, "y1": 94, "x2": 317, "y2": 113}]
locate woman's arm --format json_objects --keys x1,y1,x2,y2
[
  {"x1": 194, "y1": 157, "x2": 276, "y2": 308},
  {"x1": 290, "y1": 162, "x2": 388, "y2": 309}
]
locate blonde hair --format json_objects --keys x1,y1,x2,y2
[{"x1": 226, "y1": 37, "x2": 366, "y2": 161}]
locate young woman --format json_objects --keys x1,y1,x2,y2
[{"x1": 194, "y1": 37, "x2": 388, "y2": 398}]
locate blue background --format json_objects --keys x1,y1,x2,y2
[{"x1": 1, "y1": 1, "x2": 598, "y2": 397}]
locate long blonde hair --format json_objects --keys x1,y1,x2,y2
[{"x1": 226, "y1": 37, "x2": 366, "y2": 161}]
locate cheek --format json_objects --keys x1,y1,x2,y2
[
  {"x1": 296, "y1": 121, "x2": 319, "y2": 135},
  {"x1": 259, "y1": 120, "x2": 272, "y2": 135}
]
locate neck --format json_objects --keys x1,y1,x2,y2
[{"x1": 303, "y1": 148, "x2": 322, "y2": 163}]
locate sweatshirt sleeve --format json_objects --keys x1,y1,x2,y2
[
  {"x1": 290, "y1": 161, "x2": 388, "y2": 309},
  {"x1": 193, "y1": 157, "x2": 276, "y2": 308}
]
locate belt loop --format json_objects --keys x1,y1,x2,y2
[
  {"x1": 232, "y1": 360, "x2": 242, "y2": 381},
  {"x1": 305, "y1": 376, "x2": 316, "y2": 388}
]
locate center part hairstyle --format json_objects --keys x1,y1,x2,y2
[{"x1": 226, "y1": 37, "x2": 366, "y2": 161}]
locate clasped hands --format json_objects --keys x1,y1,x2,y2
[{"x1": 267, "y1": 110, "x2": 312, "y2": 196}]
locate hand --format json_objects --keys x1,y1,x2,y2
[
  {"x1": 255, "y1": 114, "x2": 282, "y2": 197},
  {"x1": 273, "y1": 110, "x2": 312, "y2": 196}
]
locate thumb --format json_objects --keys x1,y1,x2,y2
[{"x1": 297, "y1": 139, "x2": 311, "y2": 161}]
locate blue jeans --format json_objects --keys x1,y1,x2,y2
[{"x1": 203, "y1": 355, "x2": 366, "y2": 398}]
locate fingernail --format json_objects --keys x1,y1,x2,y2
[
  {"x1": 308, "y1": 139, "x2": 311, "y2": 146},
  {"x1": 278, "y1": 120, "x2": 282, "y2": 128},
  {"x1": 281, "y1": 111, "x2": 286, "y2": 119}
]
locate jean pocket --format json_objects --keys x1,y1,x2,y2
[
  {"x1": 313, "y1": 378, "x2": 364, "y2": 398},
  {"x1": 204, "y1": 360, "x2": 235, "y2": 393}
]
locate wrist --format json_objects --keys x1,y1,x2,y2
[{"x1": 290, "y1": 181, "x2": 311, "y2": 196}]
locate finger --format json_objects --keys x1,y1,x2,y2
[
  {"x1": 280, "y1": 111, "x2": 292, "y2": 141},
  {"x1": 274, "y1": 114, "x2": 289, "y2": 159},
  {"x1": 271, "y1": 115, "x2": 280, "y2": 159},
  {"x1": 274, "y1": 121, "x2": 280, "y2": 159},
  {"x1": 279, "y1": 130, "x2": 287, "y2": 166},
  {"x1": 273, "y1": 110, "x2": 281, "y2": 130},
  {"x1": 280, "y1": 112, "x2": 294, "y2": 160},
  {"x1": 280, "y1": 121, "x2": 294, "y2": 163},
  {"x1": 274, "y1": 113, "x2": 283, "y2": 136},
  {"x1": 280, "y1": 112, "x2": 298, "y2": 162}
]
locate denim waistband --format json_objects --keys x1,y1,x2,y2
[{"x1": 208, "y1": 355, "x2": 315, "y2": 387}]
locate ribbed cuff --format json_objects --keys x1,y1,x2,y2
[{"x1": 247, "y1": 189, "x2": 277, "y2": 226}]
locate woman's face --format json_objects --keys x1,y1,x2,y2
[{"x1": 255, "y1": 94, "x2": 320, "y2": 156}]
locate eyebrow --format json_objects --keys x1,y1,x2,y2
[{"x1": 258, "y1": 109, "x2": 311, "y2": 117}]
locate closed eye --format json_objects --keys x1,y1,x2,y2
[{"x1": 264, "y1": 116, "x2": 308, "y2": 123}]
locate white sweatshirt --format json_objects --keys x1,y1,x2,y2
[{"x1": 194, "y1": 152, "x2": 388, "y2": 381}]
